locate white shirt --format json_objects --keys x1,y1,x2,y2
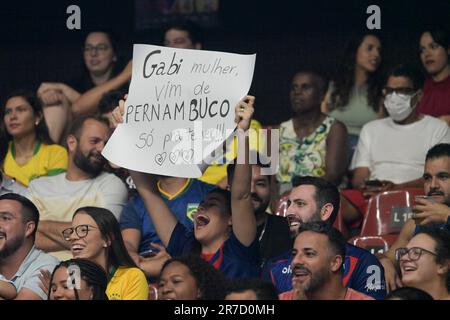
[
  {"x1": 26, "y1": 172, "x2": 128, "y2": 260},
  {"x1": 26, "y1": 171, "x2": 127, "y2": 222},
  {"x1": 351, "y1": 115, "x2": 450, "y2": 184}
]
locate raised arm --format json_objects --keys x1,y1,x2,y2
[
  {"x1": 71, "y1": 61, "x2": 132, "y2": 115},
  {"x1": 37, "y1": 82, "x2": 82, "y2": 105},
  {"x1": 38, "y1": 83, "x2": 76, "y2": 144},
  {"x1": 231, "y1": 96, "x2": 257, "y2": 246},
  {"x1": 36, "y1": 221, "x2": 72, "y2": 252},
  {"x1": 129, "y1": 171, "x2": 178, "y2": 247},
  {"x1": 377, "y1": 219, "x2": 415, "y2": 292},
  {"x1": 109, "y1": 97, "x2": 177, "y2": 246}
]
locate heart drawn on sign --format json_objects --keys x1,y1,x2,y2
[
  {"x1": 182, "y1": 149, "x2": 194, "y2": 164},
  {"x1": 155, "y1": 152, "x2": 167, "y2": 166},
  {"x1": 169, "y1": 150, "x2": 180, "y2": 164}
]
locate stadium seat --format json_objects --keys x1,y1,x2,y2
[
  {"x1": 360, "y1": 188, "x2": 424, "y2": 238},
  {"x1": 348, "y1": 235, "x2": 397, "y2": 254}
]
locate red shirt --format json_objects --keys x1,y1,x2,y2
[
  {"x1": 279, "y1": 288, "x2": 375, "y2": 300},
  {"x1": 418, "y1": 75, "x2": 450, "y2": 117}
]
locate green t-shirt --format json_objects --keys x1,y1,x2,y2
[{"x1": 328, "y1": 84, "x2": 378, "y2": 136}]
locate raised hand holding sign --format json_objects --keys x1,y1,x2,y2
[{"x1": 102, "y1": 44, "x2": 256, "y2": 177}]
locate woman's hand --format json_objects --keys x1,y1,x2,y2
[
  {"x1": 109, "y1": 94, "x2": 128, "y2": 128},
  {"x1": 38, "y1": 269, "x2": 52, "y2": 297},
  {"x1": 234, "y1": 95, "x2": 255, "y2": 131}
]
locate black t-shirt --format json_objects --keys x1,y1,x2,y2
[
  {"x1": 257, "y1": 213, "x2": 292, "y2": 264},
  {"x1": 66, "y1": 61, "x2": 127, "y2": 93}
]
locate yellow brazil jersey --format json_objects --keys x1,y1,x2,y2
[
  {"x1": 3, "y1": 141, "x2": 68, "y2": 186},
  {"x1": 106, "y1": 266, "x2": 149, "y2": 300},
  {"x1": 199, "y1": 119, "x2": 266, "y2": 185}
]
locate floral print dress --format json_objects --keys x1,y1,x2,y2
[{"x1": 277, "y1": 116, "x2": 335, "y2": 184}]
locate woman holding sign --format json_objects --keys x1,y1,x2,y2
[{"x1": 110, "y1": 96, "x2": 260, "y2": 279}]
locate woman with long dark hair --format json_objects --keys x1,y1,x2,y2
[
  {"x1": 48, "y1": 258, "x2": 108, "y2": 300},
  {"x1": 417, "y1": 25, "x2": 450, "y2": 125},
  {"x1": 62, "y1": 206, "x2": 149, "y2": 300},
  {"x1": 322, "y1": 32, "x2": 384, "y2": 161},
  {"x1": 2, "y1": 90, "x2": 68, "y2": 186}
]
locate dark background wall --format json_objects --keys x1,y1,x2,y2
[{"x1": 1, "y1": 0, "x2": 449, "y2": 125}]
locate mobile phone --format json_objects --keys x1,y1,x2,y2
[
  {"x1": 364, "y1": 180, "x2": 383, "y2": 187},
  {"x1": 140, "y1": 249, "x2": 158, "y2": 258},
  {"x1": 414, "y1": 195, "x2": 433, "y2": 200},
  {"x1": 414, "y1": 195, "x2": 435, "y2": 203}
]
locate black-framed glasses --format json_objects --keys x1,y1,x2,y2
[
  {"x1": 83, "y1": 44, "x2": 110, "y2": 54},
  {"x1": 62, "y1": 225, "x2": 97, "y2": 241},
  {"x1": 395, "y1": 247, "x2": 437, "y2": 262},
  {"x1": 382, "y1": 86, "x2": 416, "y2": 96}
]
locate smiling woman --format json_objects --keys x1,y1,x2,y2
[
  {"x1": 1, "y1": 90, "x2": 68, "y2": 186},
  {"x1": 128, "y1": 96, "x2": 261, "y2": 279},
  {"x1": 36, "y1": 30, "x2": 130, "y2": 143},
  {"x1": 158, "y1": 255, "x2": 229, "y2": 300},
  {"x1": 398, "y1": 225, "x2": 450, "y2": 300},
  {"x1": 48, "y1": 259, "x2": 108, "y2": 300},
  {"x1": 64, "y1": 206, "x2": 149, "y2": 300}
]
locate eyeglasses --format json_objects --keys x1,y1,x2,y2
[
  {"x1": 382, "y1": 87, "x2": 416, "y2": 96},
  {"x1": 83, "y1": 44, "x2": 110, "y2": 54},
  {"x1": 62, "y1": 225, "x2": 97, "y2": 241},
  {"x1": 395, "y1": 247, "x2": 437, "y2": 262}
]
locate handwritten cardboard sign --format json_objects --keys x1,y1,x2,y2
[{"x1": 102, "y1": 44, "x2": 256, "y2": 177}]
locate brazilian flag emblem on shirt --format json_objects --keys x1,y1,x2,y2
[{"x1": 187, "y1": 203, "x2": 200, "y2": 221}]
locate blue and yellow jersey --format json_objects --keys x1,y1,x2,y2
[{"x1": 120, "y1": 178, "x2": 215, "y2": 252}]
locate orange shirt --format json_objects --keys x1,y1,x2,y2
[{"x1": 279, "y1": 288, "x2": 375, "y2": 300}]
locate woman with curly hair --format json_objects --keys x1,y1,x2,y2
[
  {"x1": 322, "y1": 32, "x2": 384, "y2": 162},
  {"x1": 158, "y1": 255, "x2": 229, "y2": 300}
]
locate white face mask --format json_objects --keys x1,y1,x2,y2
[{"x1": 384, "y1": 91, "x2": 418, "y2": 122}]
